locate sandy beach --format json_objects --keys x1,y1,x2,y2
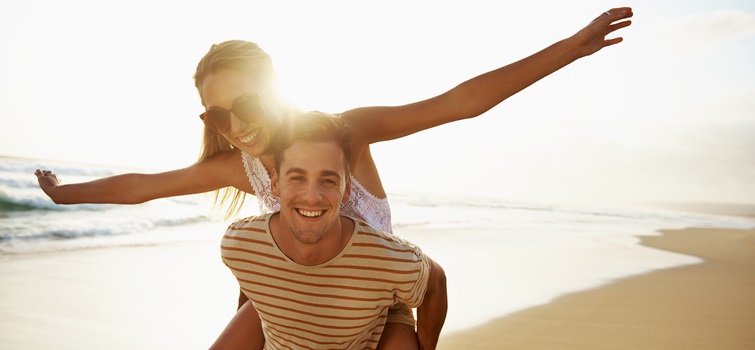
[
  {"x1": 1, "y1": 224, "x2": 754, "y2": 349},
  {"x1": 438, "y1": 227, "x2": 755, "y2": 350}
]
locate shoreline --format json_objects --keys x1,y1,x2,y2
[{"x1": 437, "y1": 227, "x2": 755, "y2": 349}]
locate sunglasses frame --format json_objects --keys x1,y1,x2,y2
[{"x1": 199, "y1": 93, "x2": 265, "y2": 134}]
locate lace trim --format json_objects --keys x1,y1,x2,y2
[
  {"x1": 241, "y1": 152, "x2": 279, "y2": 215},
  {"x1": 241, "y1": 152, "x2": 393, "y2": 232},
  {"x1": 343, "y1": 175, "x2": 393, "y2": 233}
]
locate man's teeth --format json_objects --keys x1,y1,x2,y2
[
  {"x1": 239, "y1": 130, "x2": 260, "y2": 144},
  {"x1": 298, "y1": 209, "x2": 323, "y2": 217}
]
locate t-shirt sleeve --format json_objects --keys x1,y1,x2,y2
[{"x1": 395, "y1": 247, "x2": 431, "y2": 308}]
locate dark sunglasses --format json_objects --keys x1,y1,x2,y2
[{"x1": 199, "y1": 94, "x2": 264, "y2": 134}]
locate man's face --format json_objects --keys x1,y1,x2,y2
[{"x1": 272, "y1": 140, "x2": 349, "y2": 245}]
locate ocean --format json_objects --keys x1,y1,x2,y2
[
  {"x1": 0, "y1": 155, "x2": 222, "y2": 254},
  {"x1": 2, "y1": 154, "x2": 754, "y2": 331}
]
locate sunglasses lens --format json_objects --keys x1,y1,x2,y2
[
  {"x1": 199, "y1": 94, "x2": 264, "y2": 134},
  {"x1": 232, "y1": 95, "x2": 264, "y2": 122},
  {"x1": 201, "y1": 110, "x2": 231, "y2": 134}
]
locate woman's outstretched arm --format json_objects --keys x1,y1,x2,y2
[
  {"x1": 343, "y1": 7, "x2": 633, "y2": 144},
  {"x1": 34, "y1": 149, "x2": 252, "y2": 204}
]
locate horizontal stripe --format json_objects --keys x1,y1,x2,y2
[
  {"x1": 355, "y1": 230, "x2": 412, "y2": 245},
  {"x1": 222, "y1": 234, "x2": 274, "y2": 247},
  {"x1": 245, "y1": 288, "x2": 388, "y2": 311},
  {"x1": 255, "y1": 299, "x2": 383, "y2": 321},
  {"x1": 225, "y1": 257, "x2": 419, "y2": 286},
  {"x1": 229, "y1": 217, "x2": 267, "y2": 229},
  {"x1": 221, "y1": 246, "x2": 287, "y2": 262},
  {"x1": 257, "y1": 306, "x2": 380, "y2": 330},
  {"x1": 324, "y1": 264, "x2": 421, "y2": 275},
  {"x1": 351, "y1": 242, "x2": 416, "y2": 253},
  {"x1": 231, "y1": 265, "x2": 418, "y2": 295},
  {"x1": 263, "y1": 315, "x2": 386, "y2": 339},
  {"x1": 240, "y1": 281, "x2": 393, "y2": 303},
  {"x1": 340, "y1": 253, "x2": 420, "y2": 263}
]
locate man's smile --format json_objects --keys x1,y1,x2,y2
[{"x1": 296, "y1": 209, "x2": 324, "y2": 218}]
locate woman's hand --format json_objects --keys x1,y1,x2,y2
[
  {"x1": 34, "y1": 169, "x2": 62, "y2": 199},
  {"x1": 571, "y1": 7, "x2": 634, "y2": 58}
]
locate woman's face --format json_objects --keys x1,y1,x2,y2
[{"x1": 200, "y1": 68, "x2": 282, "y2": 156}]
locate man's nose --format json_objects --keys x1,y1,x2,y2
[{"x1": 300, "y1": 181, "x2": 323, "y2": 202}]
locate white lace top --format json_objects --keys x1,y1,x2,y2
[{"x1": 241, "y1": 152, "x2": 393, "y2": 233}]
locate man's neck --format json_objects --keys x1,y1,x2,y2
[{"x1": 270, "y1": 214, "x2": 355, "y2": 266}]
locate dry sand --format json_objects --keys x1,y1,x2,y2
[{"x1": 437, "y1": 227, "x2": 755, "y2": 350}]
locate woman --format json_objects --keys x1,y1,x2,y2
[{"x1": 35, "y1": 8, "x2": 633, "y2": 349}]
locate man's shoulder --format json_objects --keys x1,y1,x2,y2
[
  {"x1": 228, "y1": 213, "x2": 273, "y2": 232},
  {"x1": 222, "y1": 213, "x2": 276, "y2": 251},
  {"x1": 351, "y1": 217, "x2": 424, "y2": 253},
  {"x1": 349, "y1": 216, "x2": 389, "y2": 238}
]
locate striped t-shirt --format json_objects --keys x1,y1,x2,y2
[{"x1": 221, "y1": 213, "x2": 430, "y2": 350}]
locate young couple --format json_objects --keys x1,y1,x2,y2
[{"x1": 35, "y1": 8, "x2": 633, "y2": 349}]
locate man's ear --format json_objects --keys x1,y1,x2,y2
[{"x1": 271, "y1": 169, "x2": 280, "y2": 197}]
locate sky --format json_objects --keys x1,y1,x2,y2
[{"x1": 1, "y1": 0, "x2": 753, "y2": 208}]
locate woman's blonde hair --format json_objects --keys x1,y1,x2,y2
[{"x1": 193, "y1": 40, "x2": 278, "y2": 220}]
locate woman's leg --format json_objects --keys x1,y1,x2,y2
[{"x1": 210, "y1": 300, "x2": 265, "y2": 350}]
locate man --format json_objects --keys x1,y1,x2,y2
[{"x1": 217, "y1": 111, "x2": 447, "y2": 349}]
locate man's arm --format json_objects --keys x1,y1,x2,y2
[{"x1": 416, "y1": 258, "x2": 448, "y2": 350}]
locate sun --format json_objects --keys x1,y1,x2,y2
[{"x1": 272, "y1": 56, "x2": 349, "y2": 114}]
